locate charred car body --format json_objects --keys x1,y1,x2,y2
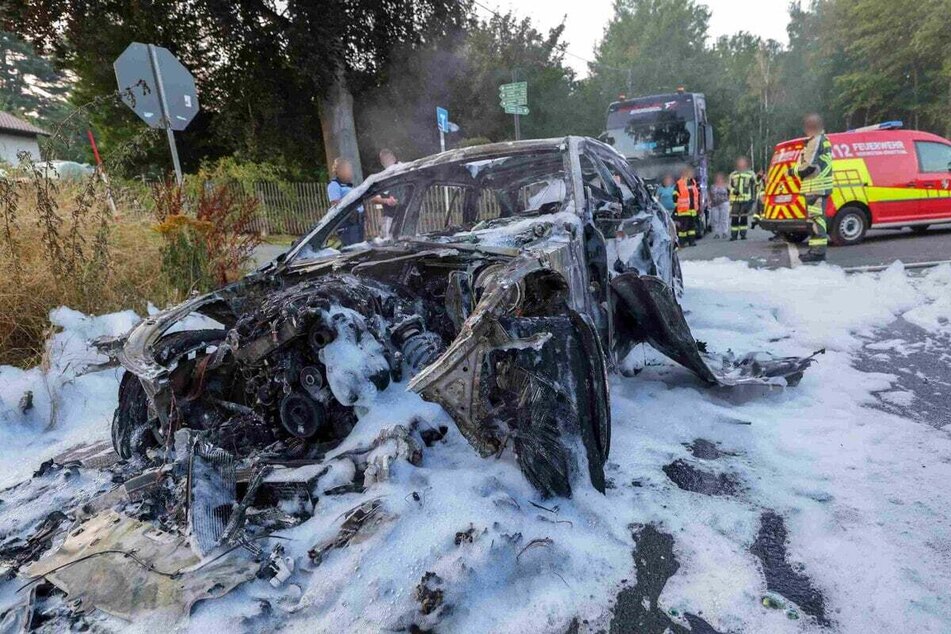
[{"x1": 113, "y1": 137, "x2": 814, "y2": 499}]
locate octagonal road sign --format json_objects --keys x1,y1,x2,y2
[{"x1": 114, "y1": 42, "x2": 199, "y2": 131}]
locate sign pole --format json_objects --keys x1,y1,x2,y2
[
  {"x1": 512, "y1": 71, "x2": 519, "y2": 141},
  {"x1": 147, "y1": 44, "x2": 183, "y2": 185},
  {"x1": 436, "y1": 106, "x2": 450, "y2": 212},
  {"x1": 440, "y1": 128, "x2": 449, "y2": 211},
  {"x1": 87, "y1": 129, "x2": 117, "y2": 215}
]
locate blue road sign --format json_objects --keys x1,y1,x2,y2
[{"x1": 436, "y1": 107, "x2": 449, "y2": 133}]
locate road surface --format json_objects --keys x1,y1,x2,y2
[
  {"x1": 254, "y1": 224, "x2": 951, "y2": 272},
  {"x1": 680, "y1": 222, "x2": 951, "y2": 431},
  {"x1": 679, "y1": 223, "x2": 951, "y2": 270}
]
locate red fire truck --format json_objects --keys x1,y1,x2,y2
[{"x1": 760, "y1": 122, "x2": 951, "y2": 245}]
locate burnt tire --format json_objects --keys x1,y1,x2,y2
[
  {"x1": 830, "y1": 206, "x2": 868, "y2": 246},
  {"x1": 112, "y1": 372, "x2": 155, "y2": 459}
]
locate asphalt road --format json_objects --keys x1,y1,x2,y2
[
  {"x1": 680, "y1": 225, "x2": 951, "y2": 268},
  {"x1": 679, "y1": 221, "x2": 951, "y2": 431},
  {"x1": 255, "y1": 223, "x2": 951, "y2": 272},
  {"x1": 679, "y1": 223, "x2": 951, "y2": 270}
]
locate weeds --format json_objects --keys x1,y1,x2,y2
[
  {"x1": 152, "y1": 180, "x2": 261, "y2": 297},
  {"x1": 0, "y1": 174, "x2": 170, "y2": 367},
  {"x1": 0, "y1": 85, "x2": 260, "y2": 367}
]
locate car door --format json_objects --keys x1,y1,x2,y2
[{"x1": 913, "y1": 140, "x2": 951, "y2": 221}]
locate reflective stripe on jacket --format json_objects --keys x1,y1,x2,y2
[
  {"x1": 797, "y1": 133, "x2": 834, "y2": 195},
  {"x1": 729, "y1": 170, "x2": 756, "y2": 203},
  {"x1": 674, "y1": 178, "x2": 700, "y2": 214}
]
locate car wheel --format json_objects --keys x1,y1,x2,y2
[
  {"x1": 911, "y1": 225, "x2": 930, "y2": 235},
  {"x1": 780, "y1": 231, "x2": 809, "y2": 244},
  {"x1": 830, "y1": 206, "x2": 868, "y2": 246}
]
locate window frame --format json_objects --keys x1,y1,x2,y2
[{"x1": 914, "y1": 141, "x2": 951, "y2": 174}]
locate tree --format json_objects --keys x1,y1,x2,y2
[
  {"x1": 352, "y1": 11, "x2": 582, "y2": 167},
  {"x1": 833, "y1": 0, "x2": 950, "y2": 134},
  {"x1": 590, "y1": 0, "x2": 713, "y2": 99},
  {"x1": 3, "y1": 0, "x2": 468, "y2": 179},
  {"x1": 0, "y1": 31, "x2": 89, "y2": 162}
]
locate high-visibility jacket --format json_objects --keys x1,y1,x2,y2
[
  {"x1": 795, "y1": 132, "x2": 834, "y2": 196},
  {"x1": 673, "y1": 177, "x2": 700, "y2": 214},
  {"x1": 729, "y1": 169, "x2": 756, "y2": 203}
]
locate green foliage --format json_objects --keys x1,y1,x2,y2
[
  {"x1": 3, "y1": 0, "x2": 948, "y2": 179},
  {"x1": 456, "y1": 137, "x2": 494, "y2": 148},
  {"x1": 833, "y1": 0, "x2": 950, "y2": 135},
  {"x1": 0, "y1": 31, "x2": 90, "y2": 162},
  {"x1": 196, "y1": 157, "x2": 285, "y2": 187},
  {"x1": 593, "y1": 0, "x2": 713, "y2": 96},
  {"x1": 152, "y1": 180, "x2": 262, "y2": 297},
  {"x1": 584, "y1": 0, "x2": 951, "y2": 172},
  {"x1": 354, "y1": 11, "x2": 586, "y2": 165},
  {"x1": 3, "y1": 0, "x2": 466, "y2": 179}
]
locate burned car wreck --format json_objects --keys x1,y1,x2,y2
[
  {"x1": 0, "y1": 138, "x2": 819, "y2": 628},
  {"x1": 113, "y1": 137, "x2": 814, "y2": 500}
]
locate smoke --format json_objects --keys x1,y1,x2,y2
[{"x1": 355, "y1": 34, "x2": 470, "y2": 171}]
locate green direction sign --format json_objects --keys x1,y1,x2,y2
[
  {"x1": 503, "y1": 104, "x2": 529, "y2": 116},
  {"x1": 498, "y1": 81, "x2": 528, "y2": 107}
]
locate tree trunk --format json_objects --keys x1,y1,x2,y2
[{"x1": 319, "y1": 68, "x2": 363, "y2": 182}]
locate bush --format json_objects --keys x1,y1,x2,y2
[
  {"x1": 0, "y1": 150, "x2": 265, "y2": 367},
  {"x1": 456, "y1": 136, "x2": 493, "y2": 148},
  {"x1": 152, "y1": 180, "x2": 262, "y2": 298}
]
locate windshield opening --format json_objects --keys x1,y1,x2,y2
[
  {"x1": 402, "y1": 152, "x2": 569, "y2": 238},
  {"x1": 607, "y1": 102, "x2": 697, "y2": 160},
  {"x1": 289, "y1": 148, "x2": 573, "y2": 263}
]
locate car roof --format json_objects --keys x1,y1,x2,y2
[
  {"x1": 385, "y1": 136, "x2": 589, "y2": 174},
  {"x1": 774, "y1": 129, "x2": 950, "y2": 149},
  {"x1": 283, "y1": 136, "x2": 617, "y2": 265}
]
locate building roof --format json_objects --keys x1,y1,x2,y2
[{"x1": 0, "y1": 111, "x2": 50, "y2": 137}]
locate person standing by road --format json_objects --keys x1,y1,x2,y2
[
  {"x1": 371, "y1": 148, "x2": 400, "y2": 238},
  {"x1": 672, "y1": 167, "x2": 700, "y2": 247},
  {"x1": 728, "y1": 157, "x2": 756, "y2": 240},
  {"x1": 656, "y1": 174, "x2": 677, "y2": 215},
  {"x1": 751, "y1": 169, "x2": 766, "y2": 231},
  {"x1": 708, "y1": 172, "x2": 730, "y2": 238},
  {"x1": 327, "y1": 158, "x2": 364, "y2": 246},
  {"x1": 789, "y1": 113, "x2": 833, "y2": 263}
]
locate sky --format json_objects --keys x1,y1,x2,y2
[{"x1": 473, "y1": 0, "x2": 793, "y2": 77}]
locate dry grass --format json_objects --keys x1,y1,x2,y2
[{"x1": 0, "y1": 179, "x2": 175, "y2": 368}]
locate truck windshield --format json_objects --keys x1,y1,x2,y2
[{"x1": 606, "y1": 100, "x2": 697, "y2": 161}]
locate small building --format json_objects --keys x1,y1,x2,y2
[{"x1": 0, "y1": 111, "x2": 49, "y2": 165}]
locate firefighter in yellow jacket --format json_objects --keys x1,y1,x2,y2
[
  {"x1": 789, "y1": 113, "x2": 833, "y2": 263},
  {"x1": 728, "y1": 156, "x2": 756, "y2": 241}
]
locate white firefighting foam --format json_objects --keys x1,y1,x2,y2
[{"x1": 1, "y1": 261, "x2": 950, "y2": 633}]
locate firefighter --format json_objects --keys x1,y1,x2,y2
[
  {"x1": 788, "y1": 113, "x2": 833, "y2": 263},
  {"x1": 672, "y1": 166, "x2": 700, "y2": 247},
  {"x1": 728, "y1": 157, "x2": 756, "y2": 240},
  {"x1": 751, "y1": 169, "x2": 765, "y2": 230}
]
